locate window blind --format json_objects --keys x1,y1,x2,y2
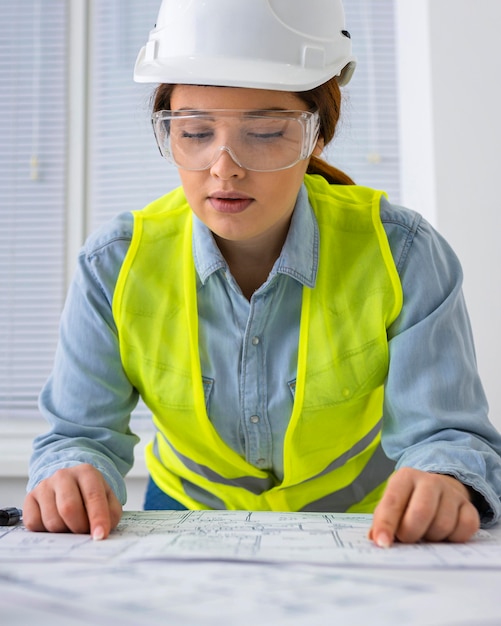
[
  {"x1": 326, "y1": 0, "x2": 400, "y2": 201},
  {"x1": 0, "y1": 1, "x2": 67, "y2": 420},
  {"x1": 87, "y1": 0, "x2": 180, "y2": 232}
]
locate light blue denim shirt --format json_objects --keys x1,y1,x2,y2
[{"x1": 28, "y1": 185, "x2": 501, "y2": 525}]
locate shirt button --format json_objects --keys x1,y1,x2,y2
[
  {"x1": 251, "y1": 336, "x2": 260, "y2": 346},
  {"x1": 256, "y1": 458, "x2": 266, "y2": 466},
  {"x1": 250, "y1": 415, "x2": 260, "y2": 424},
  {"x1": 342, "y1": 387, "x2": 351, "y2": 398}
]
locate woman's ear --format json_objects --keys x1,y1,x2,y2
[{"x1": 312, "y1": 136, "x2": 324, "y2": 156}]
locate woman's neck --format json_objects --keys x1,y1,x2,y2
[{"x1": 213, "y1": 220, "x2": 290, "y2": 300}]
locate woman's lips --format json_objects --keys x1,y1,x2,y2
[{"x1": 208, "y1": 192, "x2": 254, "y2": 214}]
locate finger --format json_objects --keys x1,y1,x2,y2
[
  {"x1": 27, "y1": 474, "x2": 80, "y2": 533},
  {"x1": 370, "y1": 468, "x2": 415, "y2": 547},
  {"x1": 426, "y1": 500, "x2": 480, "y2": 543},
  {"x1": 393, "y1": 478, "x2": 441, "y2": 543},
  {"x1": 415, "y1": 483, "x2": 461, "y2": 543},
  {"x1": 52, "y1": 469, "x2": 91, "y2": 534},
  {"x1": 76, "y1": 465, "x2": 115, "y2": 540},
  {"x1": 106, "y1": 487, "x2": 123, "y2": 532},
  {"x1": 447, "y1": 501, "x2": 480, "y2": 542},
  {"x1": 22, "y1": 492, "x2": 46, "y2": 532},
  {"x1": 420, "y1": 476, "x2": 480, "y2": 543}
]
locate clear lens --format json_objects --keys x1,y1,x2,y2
[{"x1": 152, "y1": 109, "x2": 320, "y2": 172}]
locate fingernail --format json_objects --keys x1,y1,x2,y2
[
  {"x1": 92, "y1": 526, "x2": 105, "y2": 541},
  {"x1": 375, "y1": 532, "x2": 392, "y2": 549}
]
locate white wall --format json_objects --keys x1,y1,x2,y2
[{"x1": 396, "y1": 0, "x2": 501, "y2": 430}]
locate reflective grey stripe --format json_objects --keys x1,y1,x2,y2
[
  {"x1": 154, "y1": 434, "x2": 276, "y2": 495},
  {"x1": 311, "y1": 418, "x2": 384, "y2": 482},
  {"x1": 301, "y1": 443, "x2": 395, "y2": 512},
  {"x1": 182, "y1": 479, "x2": 227, "y2": 509},
  {"x1": 153, "y1": 420, "x2": 388, "y2": 506}
]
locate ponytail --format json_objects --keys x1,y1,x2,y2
[
  {"x1": 299, "y1": 78, "x2": 354, "y2": 185},
  {"x1": 307, "y1": 155, "x2": 354, "y2": 185}
]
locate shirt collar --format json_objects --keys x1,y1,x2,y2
[{"x1": 192, "y1": 183, "x2": 318, "y2": 288}]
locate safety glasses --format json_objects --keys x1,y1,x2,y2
[{"x1": 151, "y1": 109, "x2": 320, "y2": 172}]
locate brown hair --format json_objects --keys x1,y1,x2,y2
[
  {"x1": 298, "y1": 79, "x2": 354, "y2": 185},
  {"x1": 152, "y1": 79, "x2": 354, "y2": 185}
]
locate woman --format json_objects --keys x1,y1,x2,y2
[{"x1": 25, "y1": 0, "x2": 501, "y2": 547}]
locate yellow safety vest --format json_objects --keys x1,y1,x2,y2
[{"x1": 113, "y1": 174, "x2": 403, "y2": 512}]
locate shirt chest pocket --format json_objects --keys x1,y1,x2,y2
[{"x1": 287, "y1": 338, "x2": 388, "y2": 408}]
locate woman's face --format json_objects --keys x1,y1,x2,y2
[{"x1": 169, "y1": 84, "x2": 318, "y2": 247}]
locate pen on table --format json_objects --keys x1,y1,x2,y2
[{"x1": 0, "y1": 507, "x2": 23, "y2": 526}]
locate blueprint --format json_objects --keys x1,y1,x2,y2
[
  {"x1": 1, "y1": 509, "x2": 501, "y2": 569},
  {"x1": 1, "y1": 511, "x2": 501, "y2": 626}
]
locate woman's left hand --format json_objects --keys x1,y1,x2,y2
[{"x1": 369, "y1": 467, "x2": 480, "y2": 547}]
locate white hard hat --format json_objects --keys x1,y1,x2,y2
[{"x1": 134, "y1": 0, "x2": 356, "y2": 90}]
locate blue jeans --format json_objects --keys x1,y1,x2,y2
[{"x1": 143, "y1": 476, "x2": 188, "y2": 510}]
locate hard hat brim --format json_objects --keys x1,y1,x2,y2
[{"x1": 134, "y1": 48, "x2": 356, "y2": 90}]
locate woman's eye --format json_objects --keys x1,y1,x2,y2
[
  {"x1": 245, "y1": 121, "x2": 288, "y2": 141},
  {"x1": 181, "y1": 130, "x2": 213, "y2": 141},
  {"x1": 249, "y1": 131, "x2": 284, "y2": 140}
]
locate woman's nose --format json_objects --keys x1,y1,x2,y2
[{"x1": 209, "y1": 146, "x2": 246, "y2": 179}]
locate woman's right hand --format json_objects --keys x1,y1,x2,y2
[{"x1": 23, "y1": 463, "x2": 122, "y2": 540}]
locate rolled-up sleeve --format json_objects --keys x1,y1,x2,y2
[
  {"x1": 382, "y1": 201, "x2": 501, "y2": 526},
  {"x1": 28, "y1": 214, "x2": 139, "y2": 505}
]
